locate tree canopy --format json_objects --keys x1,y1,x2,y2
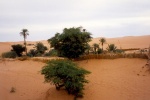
[
  {"x1": 41, "y1": 59, "x2": 90, "y2": 98},
  {"x1": 48, "y1": 27, "x2": 92, "y2": 58}
]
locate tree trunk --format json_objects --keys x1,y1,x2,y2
[{"x1": 24, "y1": 34, "x2": 27, "y2": 55}]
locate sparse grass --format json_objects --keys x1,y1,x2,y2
[
  {"x1": 31, "y1": 57, "x2": 65, "y2": 63},
  {"x1": 31, "y1": 58, "x2": 50, "y2": 63},
  {"x1": 17, "y1": 56, "x2": 30, "y2": 61},
  {"x1": 76, "y1": 53, "x2": 148, "y2": 61},
  {"x1": 10, "y1": 87, "x2": 16, "y2": 93},
  {"x1": 2, "y1": 51, "x2": 17, "y2": 58}
]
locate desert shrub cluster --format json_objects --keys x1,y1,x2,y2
[
  {"x1": 2, "y1": 44, "x2": 25, "y2": 58},
  {"x1": 41, "y1": 59, "x2": 90, "y2": 99},
  {"x1": 27, "y1": 42, "x2": 48, "y2": 57},
  {"x1": 2, "y1": 51, "x2": 17, "y2": 58}
]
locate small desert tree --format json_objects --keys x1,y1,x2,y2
[
  {"x1": 48, "y1": 27, "x2": 92, "y2": 59},
  {"x1": 41, "y1": 59, "x2": 90, "y2": 99},
  {"x1": 99, "y1": 38, "x2": 106, "y2": 51},
  {"x1": 93, "y1": 43, "x2": 99, "y2": 54},
  {"x1": 20, "y1": 29, "x2": 29, "y2": 55},
  {"x1": 11, "y1": 44, "x2": 25, "y2": 57}
]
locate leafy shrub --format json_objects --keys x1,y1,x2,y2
[
  {"x1": 27, "y1": 42, "x2": 48, "y2": 57},
  {"x1": 27, "y1": 49, "x2": 38, "y2": 57},
  {"x1": 2, "y1": 51, "x2": 17, "y2": 58},
  {"x1": 41, "y1": 59, "x2": 90, "y2": 98},
  {"x1": 44, "y1": 49, "x2": 58, "y2": 57},
  {"x1": 11, "y1": 44, "x2": 25, "y2": 57},
  {"x1": 97, "y1": 48, "x2": 103, "y2": 54},
  {"x1": 34, "y1": 42, "x2": 47, "y2": 54}
]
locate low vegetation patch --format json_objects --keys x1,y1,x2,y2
[
  {"x1": 2, "y1": 51, "x2": 17, "y2": 58},
  {"x1": 76, "y1": 53, "x2": 148, "y2": 60},
  {"x1": 10, "y1": 87, "x2": 16, "y2": 93},
  {"x1": 41, "y1": 59, "x2": 90, "y2": 99}
]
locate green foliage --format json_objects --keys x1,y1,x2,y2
[
  {"x1": 106, "y1": 44, "x2": 117, "y2": 53},
  {"x1": 84, "y1": 44, "x2": 91, "y2": 55},
  {"x1": 27, "y1": 49, "x2": 38, "y2": 57},
  {"x1": 44, "y1": 49, "x2": 58, "y2": 57},
  {"x1": 93, "y1": 43, "x2": 99, "y2": 54},
  {"x1": 99, "y1": 38, "x2": 106, "y2": 50},
  {"x1": 34, "y1": 42, "x2": 48, "y2": 54},
  {"x1": 11, "y1": 44, "x2": 25, "y2": 57},
  {"x1": 48, "y1": 27, "x2": 92, "y2": 58},
  {"x1": 27, "y1": 42, "x2": 47, "y2": 57},
  {"x1": 97, "y1": 48, "x2": 103, "y2": 54},
  {"x1": 2, "y1": 51, "x2": 17, "y2": 58},
  {"x1": 41, "y1": 59, "x2": 90, "y2": 98}
]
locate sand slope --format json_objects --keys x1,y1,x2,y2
[
  {"x1": 0, "y1": 58, "x2": 150, "y2": 100},
  {"x1": 89, "y1": 35, "x2": 150, "y2": 49}
]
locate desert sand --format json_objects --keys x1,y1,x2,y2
[
  {"x1": 0, "y1": 35, "x2": 150, "y2": 100},
  {"x1": 0, "y1": 58, "x2": 150, "y2": 100}
]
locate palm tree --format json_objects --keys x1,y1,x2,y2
[
  {"x1": 106, "y1": 44, "x2": 117, "y2": 53},
  {"x1": 93, "y1": 43, "x2": 99, "y2": 54},
  {"x1": 100, "y1": 38, "x2": 106, "y2": 51},
  {"x1": 20, "y1": 29, "x2": 29, "y2": 55}
]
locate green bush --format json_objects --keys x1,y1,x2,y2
[
  {"x1": 2, "y1": 51, "x2": 17, "y2": 58},
  {"x1": 44, "y1": 49, "x2": 58, "y2": 57},
  {"x1": 97, "y1": 48, "x2": 103, "y2": 54},
  {"x1": 35, "y1": 42, "x2": 47, "y2": 54},
  {"x1": 48, "y1": 27, "x2": 92, "y2": 59},
  {"x1": 27, "y1": 49, "x2": 38, "y2": 57},
  {"x1": 11, "y1": 44, "x2": 25, "y2": 57},
  {"x1": 41, "y1": 59, "x2": 90, "y2": 98}
]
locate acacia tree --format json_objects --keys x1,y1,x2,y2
[
  {"x1": 20, "y1": 29, "x2": 29, "y2": 55},
  {"x1": 48, "y1": 27, "x2": 92, "y2": 59},
  {"x1": 41, "y1": 59, "x2": 90, "y2": 98},
  {"x1": 99, "y1": 38, "x2": 106, "y2": 51}
]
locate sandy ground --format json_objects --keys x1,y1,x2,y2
[
  {"x1": 0, "y1": 35, "x2": 150, "y2": 100},
  {"x1": 0, "y1": 58, "x2": 150, "y2": 100}
]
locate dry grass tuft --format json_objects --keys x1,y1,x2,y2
[
  {"x1": 76, "y1": 53, "x2": 148, "y2": 61},
  {"x1": 31, "y1": 57, "x2": 65, "y2": 63},
  {"x1": 17, "y1": 56, "x2": 30, "y2": 61},
  {"x1": 10, "y1": 87, "x2": 16, "y2": 93}
]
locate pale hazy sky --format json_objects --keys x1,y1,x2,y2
[{"x1": 0, "y1": 0, "x2": 150, "y2": 41}]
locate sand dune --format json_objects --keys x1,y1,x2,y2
[
  {"x1": 89, "y1": 35, "x2": 150, "y2": 49},
  {"x1": 0, "y1": 58, "x2": 150, "y2": 100}
]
